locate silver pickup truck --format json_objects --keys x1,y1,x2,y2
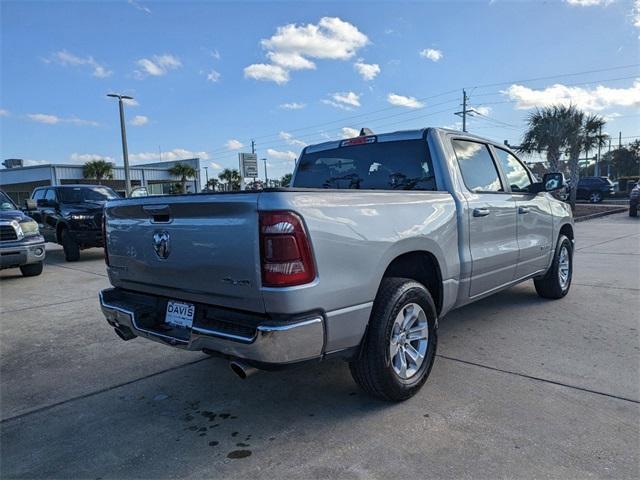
[{"x1": 99, "y1": 128, "x2": 573, "y2": 401}]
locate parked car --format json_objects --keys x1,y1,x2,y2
[
  {"x1": 574, "y1": 176, "x2": 615, "y2": 203},
  {"x1": 629, "y1": 182, "x2": 640, "y2": 217},
  {"x1": 0, "y1": 190, "x2": 46, "y2": 276},
  {"x1": 27, "y1": 185, "x2": 119, "y2": 261},
  {"x1": 98, "y1": 128, "x2": 573, "y2": 401}
]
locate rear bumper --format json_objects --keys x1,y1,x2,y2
[
  {"x1": 98, "y1": 288, "x2": 325, "y2": 365},
  {"x1": 0, "y1": 236, "x2": 46, "y2": 268}
]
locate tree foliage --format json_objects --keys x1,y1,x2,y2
[
  {"x1": 218, "y1": 168, "x2": 241, "y2": 191},
  {"x1": 168, "y1": 163, "x2": 197, "y2": 194},
  {"x1": 280, "y1": 173, "x2": 293, "y2": 187},
  {"x1": 82, "y1": 160, "x2": 113, "y2": 184}
]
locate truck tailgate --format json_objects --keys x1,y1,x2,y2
[{"x1": 105, "y1": 194, "x2": 264, "y2": 312}]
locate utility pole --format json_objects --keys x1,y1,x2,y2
[
  {"x1": 203, "y1": 166, "x2": 209, "y2": 186},
  {"x1": 607, "y1": 138, "x2": 612, "y2": 177},
  {"x1": 454, "y1": 89, "x2": 469, "y2": 132},
  {"x1": 107, "y1": 93, "x2": 133, "y2": 196},
  {"x1": 619, "y1": 131, "x2": 622, "y2": 150},
  {"x1": 263, "y1": 158, "x2": 268, "y2": 187}
]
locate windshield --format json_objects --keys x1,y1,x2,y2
[
  {"x1": 0, "y1": 191, "x2": 18, "y2": 211},
  {"x1": 57, "y1": 186, "x2": 119, "y2": 204},
  {"x1": 294, "y1": 139, "x2": 436, "y2": 191}
]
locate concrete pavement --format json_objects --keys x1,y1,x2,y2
[{"x1": 1, "y1": 213, "x2": 638, "y2": 479}]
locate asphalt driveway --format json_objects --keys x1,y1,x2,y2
[{"x1": 1, "y1": 213, "x2": 638, "y2": 479}]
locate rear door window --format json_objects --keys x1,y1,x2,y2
[
  {"x1": 32, "y1": 189, "x2": 45, "y2": 200},
  {"x1": 452, "y1": 140, "x2": 503, "y2": 192},
  {"x1": 294, "y1": 139, "x2": 436, "y2": 190}
]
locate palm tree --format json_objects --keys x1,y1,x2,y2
[
  {"x1": 518, "y1": 105, "x2": 575, "y2": 172},
  {"x1": 206, "y1": 178, "x2": 219, "y2": 191},
  {"x1": 218, "y1": 168, "x2": 241, "y2": 191},
  {"x1": 280, "y1": 173, "x2": 293, "y2": 187},
  {"x1": 83, "y1": 160, "x2": 113, "y2": 184},
  {"x1": 566, "y1": 111, "x2": 607, "y2": 208},
  {"x1": 168, "y1": 162, "x2": 197, "y2": 194}
]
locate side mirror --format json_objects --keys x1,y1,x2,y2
[
  {"x1": 24, "y1": 199, "x2": 37, "y2": 211},
  {"x1": 542, "y1": 172, "x2": 565, "y2": 192}
]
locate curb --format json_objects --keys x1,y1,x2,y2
[{"x1": 574, "y1": 207, "x2": 628, "y2": 223}]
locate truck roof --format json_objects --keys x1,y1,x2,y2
[{"x1": 303, "y1": 127, "x2": 511, "y2": 155}]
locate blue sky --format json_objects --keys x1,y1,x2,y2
[{"x1": 1, "y1": 0, "x2": 639, "y2": 181}]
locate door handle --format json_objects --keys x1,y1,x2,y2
[
  {"x1": 518, "y1": 206, "x2": 530, "y2": 214},
  {"x1": 473, "y1": 207, "x2": 490, "y2": 217}
]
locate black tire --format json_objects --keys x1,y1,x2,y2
[
  {"x1": 61, "y1": 228, "x2": 80, "y2": 262},
  {"x1": 630, "y1": 204, "x2": 638, "y2": 217},
  {"x1": 349, "y1": 278, "x2": 438, "y2": 402},
  {"x1": 534, "y1": 234, "x2": 573, "y2": 299},
  {"x1": 589, "y1": 191, "x2": 602, "y2": 203},
  {"x1": 20, "y1": 261, "x2": 43, "y2": 277}
]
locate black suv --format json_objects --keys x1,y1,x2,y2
[
  {"x1": 575, "y1": 176, "x2": 615, "y2": 203},
  {"x1": 27, "y1": 185, "x2": 119, "y2": 261}
]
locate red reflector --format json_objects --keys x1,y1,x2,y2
[
  {"x1": 259, "y1": 211, "x2": 316, "y2": 287},
  {"x1": 340, "y1": 135, "x2": 376, "y2": 147}
]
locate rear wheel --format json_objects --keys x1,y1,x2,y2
[
  {"x1": 349, "y1": 278, "x2": 438, "y2": 401},
  {"x1": 589, "y1": 191, "x2": 602, "y2": 203},
  {"x1": 20, "y1": 261, "x2": 43, "y2": 277},
  {"x1": 61, "y1": 228, "x2": 80, "y2": 262},
  {"x1": 534, "y1": 235, "x2": 573, "y2": 299}
]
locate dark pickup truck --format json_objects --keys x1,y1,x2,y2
[
  {"x1": 27, "y1": 185, "x2": 119, "y2": 261},
  {"x1": 0, "y1": 190, "x2": 46, "y2": 276}
]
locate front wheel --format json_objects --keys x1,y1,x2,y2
[
  {"x1": 20, "y1": 261, "x2": 43, "y2": 277},
  {"x1": 534, "y1": 235, "x2": 573, "y2": 299},
  {"x1": 349, "y1": 278, "x2": 438, "y2": 401}
]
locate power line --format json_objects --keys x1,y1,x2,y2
[{"x1": 205, "y1": 64, "x2": 639, "y2": 157}]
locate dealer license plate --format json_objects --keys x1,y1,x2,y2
[{"x1": 165, "y1": 301, "x2": 195, "y2": 329}]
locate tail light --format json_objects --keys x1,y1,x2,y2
[
  {"x1": 259, "y1": 211, "x2": 316, "y2": 287},
  {"x1": 102, "y1": 214, "x2": 109, "y2": 266}
]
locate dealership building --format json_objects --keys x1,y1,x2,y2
[{"x1": 0, "y1": 158, "x2": 201, "y2": 204}]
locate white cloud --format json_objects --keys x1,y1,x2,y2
[
  {"x1": 209, "y1": 162, "x2": 222, "y2": 170},
  {"x1": 565, "y1": 0, "x2": 612, "y2": 6},
  {"x1": 634, "y1": 0, "x2": 640, "y2": 28},
  {"x1": 128, "y1": 0, "x2": 151, "y2": 13},
  {"x1": 130, "y1": 115, "x2": 148, "y2": 126},
  {"x1": 27, "y1": 113, "x2": 99, "y2": 126},
  {"x1": 225, "y1": 139, "x2": 244, "y2": 150},
  {"x1": 279, "y1": 102, "x2": 306, "y2": 110},
  {"x1": 0, "y1": 109, "x2": 9, "y2": 117},
  {"x1": 244, "y1": 17, "x2": 369, "y2": 84},
  {"x1": 387, "y1": 93, "x2": 424, "y2": 109},
  {"x1": 135, "y1": 54, "x2": 182, "y2": 78},
  {"x1": 130, "y1": 148, "x2": 210, "y2": 163},
  {"x1": 323, "y1": 91, "x2": 361, "y2": 110},
  {"x1": 70, "y1": 153, "x2": 115, "y2": 163},
  {"x1": 279, "y1": 131, "x2": 307, "y2": 148},
  {"x1": 354, "y1": 61, "x2": 380, "y2": 81},
  {"x1": 474, "y1": 106, "x2": 492, "y2": 116},
  {"x1": 243, "y1": 63, "x2": 289, "y2": 84},
  {"x1": 210, "y1": 49, "x2": 221, "y2": 60},
  {"x1": 341, "y1": 127, "x2": 360, "y2": 138},
  {"x1": 45, "y1": 50, "x2": 112, "y2": 78},
  {"x1": 502, "y1": 80, "x2": 640, "y2": 110},
  {"x1": 122, "y1": 98, "x2": 139, "y2": 107},
  {"x1": 267, "y1": 148, "x2": 298, "y2": 162},
  {"x1": 23, "y1": 159, "x2": 49, "y2": 167},
  {"x1": 419, "y1": 48, "x2": 443, "y2": 62},
  {"x1": 206, "y1": 70, "x2": 221, "y2": 82}
]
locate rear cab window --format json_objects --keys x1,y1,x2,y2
[{"x1": 293, "y1": 137, "x2": 436, "y2": 191}]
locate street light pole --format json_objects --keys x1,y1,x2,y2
[
  {"x1": 262, "y1": 158, "x2": 268, "y2": 186},
  {"x1": 107, "y1": 93, "x2": 133, "y2": 196},
  {"x1": 204, "y1": 166, "x2": 209, "y2": 186}
]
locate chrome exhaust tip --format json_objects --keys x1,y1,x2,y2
[{"x1": 229, "y1": 360, "x2": 259, "y2": 379}]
